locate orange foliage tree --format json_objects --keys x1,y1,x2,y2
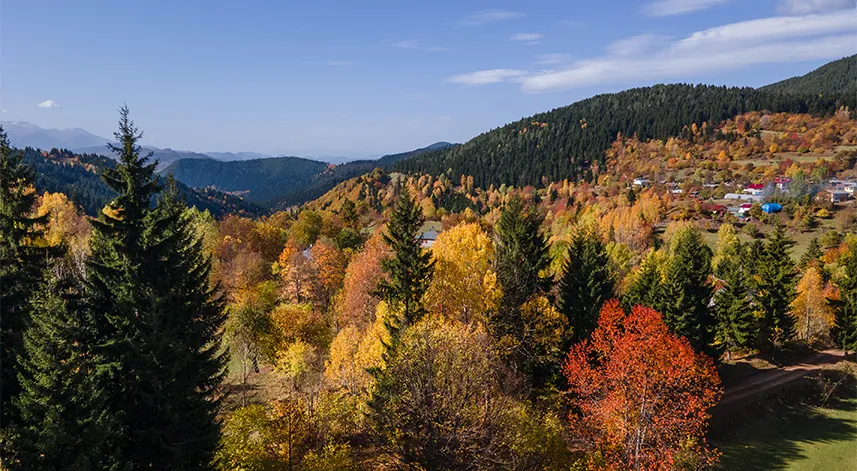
[{"x1": 563, "y1": 300, "x2": 722, "y2": 470}]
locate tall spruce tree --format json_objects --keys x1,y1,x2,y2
[
  {"x1": 85, "y1": 107, "x2": 225, "y2": 468},
  {"x1": 491, "y1": 195, "x2": 552, "y2": 383},
  {"x1": 714, "y1": 247, "x2": 756, "y2": 360},
  {"x1": 368, "y1": 191, "x2": 434, "y2": 447},
  {"x1": 493, "y1": 196, "x2": 552, "y2": 336},
  {"x1": 622, "y1": 249, "x2": 663, "y2": 310},
  {"x1": 0, "y1": 127, "x2": 51, "y2": 458},
  {"x1": 832, "y1": 240, "x2": 857, "y2": 354},
  {"x1": 658, "y1": 227, "x2": 717, "y2": 358},
  {"x1": 14, "y1": 276, "x2": 117, "y2": 470},
  {"x1": 373, "y1": 190, "x2": 434, "y2": 355},
  {"x1": 799, "y1": 236, "x2": 823, "y2": 269},
  {"x1": 754, "y1": 225, "x2": 797, "y2": 352},
  {"x1": 557, "y1": 224, "x2": 614, "y2": 346}
]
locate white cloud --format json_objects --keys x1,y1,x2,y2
[
  {"x1": 677, "y1": 12, "x2": 857, "y2": 48},
  {"x1": 778, "y1": 0, "x2": 857, "y2": 14},
  {"x1": 456, "y1": 9, "x2": 523, "y2": 26},
  {"x1": 390, "y1": 39, "x2": 450, "y2": 52},
  {"x1": 37, "y1": 100, "x2": 60, "y2": 109},
  {"x1": 644, "y1": 0, "x2": 733, "y2": 17},
  {"x1": 325, "y1": 60, "x2": 355, "y2": 66},
  {"x1": 607, "y1": 34, "x2": 671, "y2": 56},
  {"x1": 511, "y1": 33, "x2": 544, "y2": 43},
  {"x1": 445, "y1": 10, "x2": 857, "y2": 93},
  {"x1": 535, "y1": 53, "x2": 572, "y2": 65},
  {"x1": 446, "y1": 69, "x2": 528, "y2": 85}
]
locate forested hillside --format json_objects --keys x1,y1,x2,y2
[
  {"x1": 21, "y1": 147, "x2": 264, "y2": 217},
  {"x1": 761, "y1": 54, "x2": 857, "y2": 96},
  {"x1": 164, "y1": 142, "x2": 455, "y2": 209},
  {"x1": 397, "y1": 84, "x2": 856, "y2": 189}
]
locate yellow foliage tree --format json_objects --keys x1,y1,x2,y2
[
  {"x1": 422, "y1": 223, "x2": 501, "y2": 324},
  {"x1": 791, "y1": 266, "x2": 835, "y2": 342}
]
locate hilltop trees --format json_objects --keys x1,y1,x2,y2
[
  {"x1": 563, "y1": 301, "x2": 721, "y2": 470},
  {"x1": 82, "y1": 107, "x2": 226, "y2": 468}
]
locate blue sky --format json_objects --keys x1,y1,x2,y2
[{"x1": 1, "y1": 0, "x2": 855, "y2": 158}]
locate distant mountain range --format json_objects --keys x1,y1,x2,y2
[
  {"x1": 0, "y1": 121, "x2": 393, "y2": 168},
  {"x1": 163, "y1": 142, "x2": 455, "y2": 209},
  {"x1": 0, "y1": 121, "x2": 108, "y2": 150}
]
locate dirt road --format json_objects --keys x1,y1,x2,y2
[{"x1": 720, "y1": 349, "x2": 848, "y2": 406}]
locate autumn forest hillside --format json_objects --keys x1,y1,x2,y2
[{"x1": 2, "y1": 57, "x2": 857, "y2": 471}]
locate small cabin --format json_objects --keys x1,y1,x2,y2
[{"x1": 419, "y1": 229, "x2": 440, "y2": 248}]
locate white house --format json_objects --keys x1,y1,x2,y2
[
  {"x1": 724, "y1": 193, "x2": 763, "y2": 202},
  {"x1": 830, "y1": 190, "x2": 850, "y2": 203},
  {"x1": 633, "y1": 177, "x2": 650, "y2": 187}
]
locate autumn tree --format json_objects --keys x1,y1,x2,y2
[
  {"x1": 755, "y1": 225, "x2": 797, "y2": 352},
  {"x1": 278, "y1": 240, "x2": 318, "y2": 304},
  {"x1": 423, "y1": 223, "x2": 501, "y2": 323},
  {"x1": 225, "y1": 282, "x2": 278, "y2": 407},
  {"x1": 563, "y1": 301, "x2": 722, "y2": 470},
  {"x1": 558, "y1": 223, "x2": 614, "y2": 346},
  {"x1": 337, "y1": 233, "x2": 387, "y2": 328},
  {"x1": 792, "y1": 266, "x2": 835, "y2": 342},
  {"x1": 216, "y1": 399, "x2": 313, "y2": 471},
  {"x1": 310, "y1": 240, "x2": 347, "y2": 308},
  {"x1": 368, "y1": 318, "x2": 521, "y2": 470}
]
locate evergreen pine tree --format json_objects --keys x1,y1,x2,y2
[
  {"x1": 492, "y1": 196, "x2": 552, "y2": 337},
  {"x1": 658, "y1": 227, "x2": 717, "y2": 358},
  {"x1": 622, "y1": 250, "x2": 662, "y2": 310},
  {"x1": 799, "y1": 236, "x2": 823, "y2": 269},
  {"x1": 557, "y1": 224, "x2": 614, "y2": 346},
  {"x1": 85, "y1": 107, "x2": 225, "y2": 468},
  {"x1": 368, "y1": 191, "x2": 434, "y2": 445},
  {"x1": 0, "y1": 127, "x2": 51, "y2": 456},
  {"x1": 373, "y1": 190, "x2": 434, "y2": 355},
  {"x1": 832, "y1": 240, "x2": 857, "y2": 354},
  {"x1": 754, "y1": 225, "x2": 797, "y2": 352},
  {"x1": 14, "y1": 276, "x2": 117, "y2": 470},
  {"x1": 491, "y1": 195, "x2": 553, "y2": 383},
  {"x1": 714, "y1": 249, "x2": 756, "y2": 360}
]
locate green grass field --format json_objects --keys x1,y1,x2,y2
[
  {"x1": 712, "y1": 366, "x2": 857, "y2": 471},
  {"x1": 716, "y1": 398, "x2": 857, "y2": 470}
]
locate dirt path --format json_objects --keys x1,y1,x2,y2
[{"x1": 720, "y1": 349, "x2": 847, "y2": 406}]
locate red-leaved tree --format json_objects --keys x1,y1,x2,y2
[{"x1": 563, "y1": 300, "x2": 722, "y2": 470}]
